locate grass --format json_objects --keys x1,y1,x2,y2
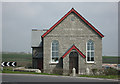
[
  {"x1": 2, "y1": 70, "x2": 61, "y2": 76},
  {"x1": 2, "y1": 53, "x2": 32, "y2": 67},
  {"x1": 102, "y1": 56, "x2": 119, "y2": 64},
  {"x1": 79, "y1": 75, "x2": 119, "y2": 79},
  {"x1": 2, "y1": 53, "x2": 32, "y2": 62}
]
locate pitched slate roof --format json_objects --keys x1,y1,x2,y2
[
  {"x1": 42, "y1": 8, "x2": 104, "y2": 38},
  {"x1": 31, "y1": 29, "x2": 47, "y2": 47},
  {"x1": 62, "y1": 45, "x2": 86, "y2": 59}
]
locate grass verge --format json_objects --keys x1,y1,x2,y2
[
  {"x1": 79, "y1": 75, "x2": 119, "y2": 79},
  {"x1": 2, "y1": 70, "x2": 61, "y2": 76}
]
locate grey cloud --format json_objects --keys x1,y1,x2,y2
[{"x1": 2, "y1": 2, "x2": 118, "y2": 56}]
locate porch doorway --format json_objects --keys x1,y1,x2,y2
[{"x1": 69, "y1": 51, "x2": 78, "y2": 74}]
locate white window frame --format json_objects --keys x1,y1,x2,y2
[
  {"x1": 86, "y1": 40, "x2": 95, "y2": 63},
  {"x1": 51, "y1": 40, "x2": 59, "y2": 63}
]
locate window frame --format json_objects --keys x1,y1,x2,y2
[
  {"x1": 51, "y1": 40, "x2": 59, "y2": 63},
  {"x1": 86, "y1": 40, "x2": 95, "y2": 63}
]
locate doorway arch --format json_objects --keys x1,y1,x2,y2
[{"x1": 69, "y1": 51, "x2": 78, "y2": 74}]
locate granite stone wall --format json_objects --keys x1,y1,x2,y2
[{"x1": 43, "y1": 13, "x2": 102, "y2": 74}]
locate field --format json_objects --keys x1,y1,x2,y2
[
  {"x1": 1, "y1": 53, "x2": 119, "y2": 68},
  {"x1": 2, "y1": 53, "x2": 32, "y2": 67},
  {"x1": 102, "y1": 56, "x2": 119, "y2": 64}
]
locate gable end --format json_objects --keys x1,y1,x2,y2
[
  {"x1": 62, "y1": 45, "x2": 86, "y2": 59},
  {"x1": 42, "y1": 8, "x2": 104, "y2": 38}
]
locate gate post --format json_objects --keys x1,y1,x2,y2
[
  {"x1": 86, "y1": 67, "x2": 90, "y2": 75},
  {"x1": 72, "y1": 68, "x2": 76, "y2": 76}
]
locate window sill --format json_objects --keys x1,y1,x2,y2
[{"x1": 86, "y1": 61, "x2": 95, "y2": 64}]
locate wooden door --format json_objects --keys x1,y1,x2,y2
[
  {"x1": 37, "y1": 58, "x2": 43, "y2": 70},
  {"x1": 69, "y1": 52, "x2": 78, "y2": 74}
]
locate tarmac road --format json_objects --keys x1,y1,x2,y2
[{"x1": 1, "y1": 73, "x2": 119, "y2": 82}]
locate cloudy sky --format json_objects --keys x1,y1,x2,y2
[{"x1": 2, "y1": 2, "x2": 118, "y2": 56}]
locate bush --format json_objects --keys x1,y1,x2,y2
[
  {"x1": 52, "y1": 68, "x2": 63, "y2": 75},
  {"x1": 103, "y1": 68, "x2": 118, "y2": 75},
  {"x1": 25, "y1": 63, "x2": 32, "y2": 69},
  {"x1": 3, "y1": 67, "x2": 13, "y2": 71},
  {"x1": 91, "y1": 69, "x2": 98, "y2": 75},
  {"x1": 43, "y1": 68, "x2": 67, "y2": 75}
]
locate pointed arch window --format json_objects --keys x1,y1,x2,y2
[
  {"x1": 51, "y1": 40, "x2": 59, "y2": 63},
  {"x1": 86, "y1": 40, "x2": 94, "y2": 63}
]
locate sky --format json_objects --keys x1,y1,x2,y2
[{"x1": 2, "y1": 2, "x2": 118, "y2": 56}]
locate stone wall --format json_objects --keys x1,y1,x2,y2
[{"x1": 43, "y1": 13, "x2": 102, "y2": 74}]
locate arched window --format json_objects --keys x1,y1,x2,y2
[
  {"x1": 51, "y1": 40, "x2": 59, "y2": 63},
  {"x1": 87, "y1": 40, "x2": 94, "y2": 63}
]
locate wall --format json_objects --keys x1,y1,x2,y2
[{"x1": 43, "y1": 12, "x2": 102, "y2": 74}]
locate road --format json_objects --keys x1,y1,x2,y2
[{"x1": 1, "y1": 73, "x2": 119, "y2": 82}]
